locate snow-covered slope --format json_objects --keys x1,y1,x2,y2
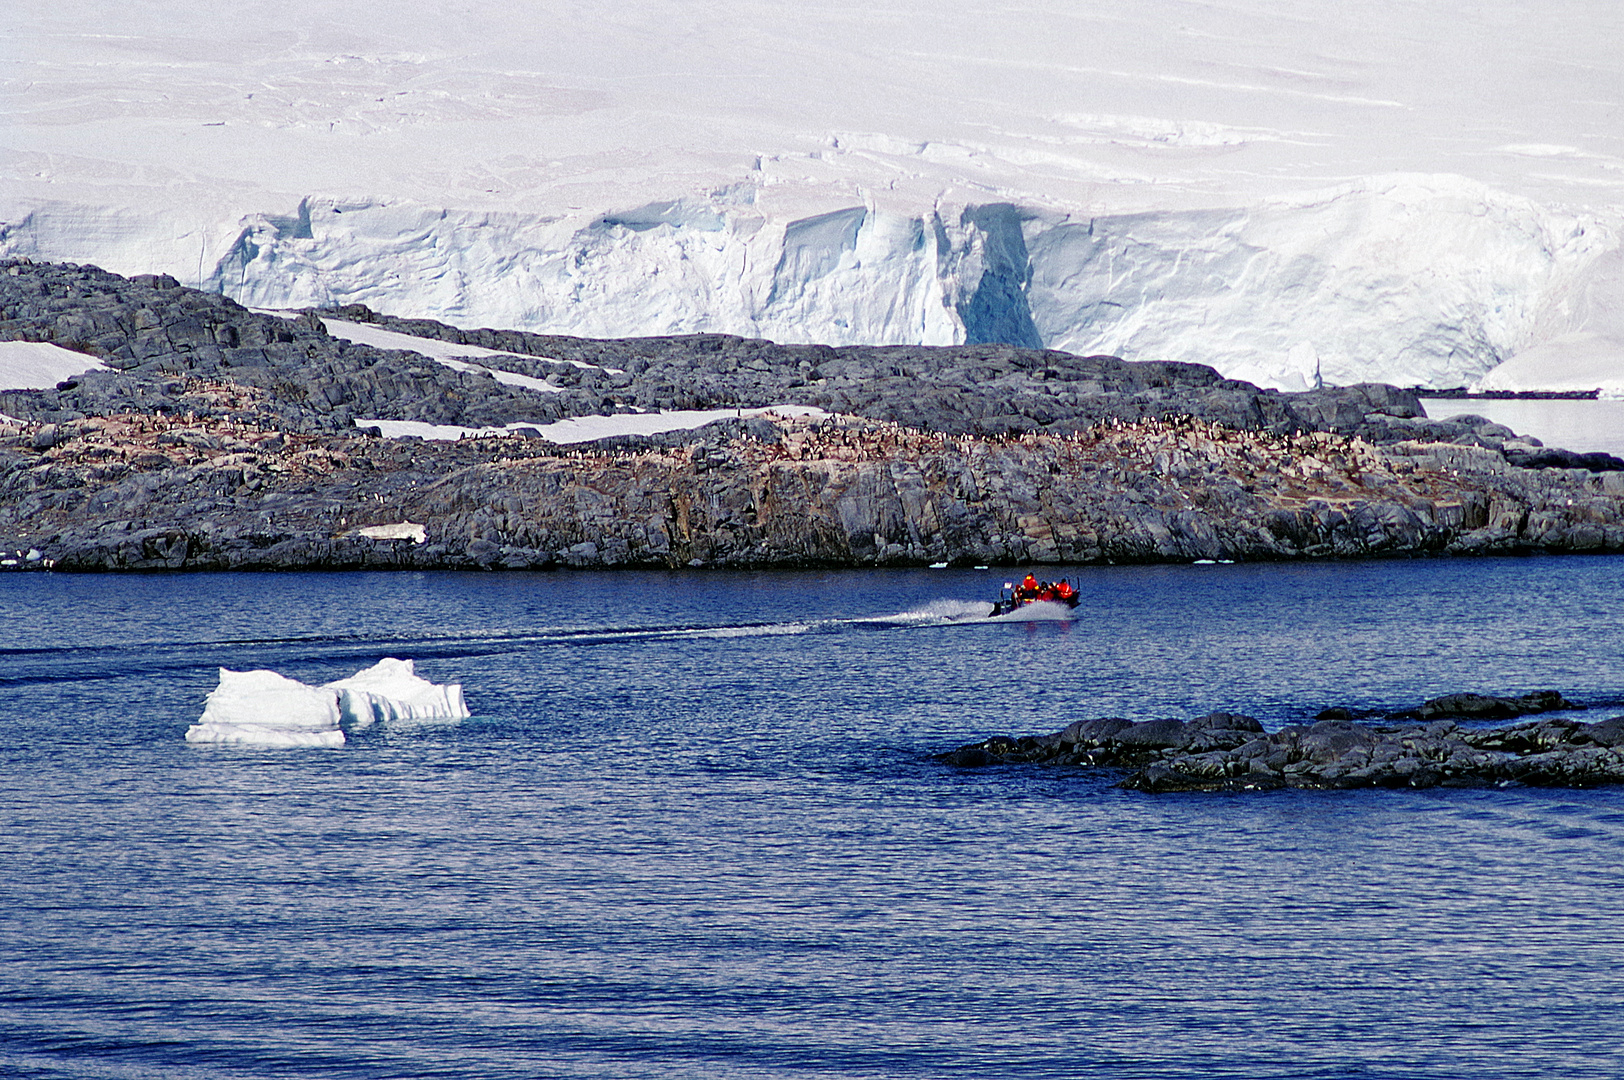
[
  {"x1": 1471, "y1": 246, "x2": 1624, "y2": 396},
  {"x1": 5, "y1": 0, "x2": 1623, "y2": 388}
]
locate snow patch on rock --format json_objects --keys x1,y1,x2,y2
[
  {"x1": 319, "y1": 317, "x2": 615, "y2": 379},
  {"x1": 357, "y1": 405, "x2": 827, "y2": 443},
  {"x1": 0, "y1": 340, "x2": 110, "y2": 391},
  {"x1": 354, "y1": 522, "x2": 427, "y2": 542}
]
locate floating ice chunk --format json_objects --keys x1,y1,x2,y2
[
  {"x1": 323, "y1": 658, "x2": 468, "y2": 729},
  {"x1": 185, "y1": 668, "x2": 345, "y2": 747},
  {"x1": 185, "y1": 660, "x2": 467, "y2": 746}
]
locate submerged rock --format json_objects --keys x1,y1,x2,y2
[
  {"x1": 1389, "y1": 689, "x2": 1580, "y2": 721},
  {"x1": 943, "y1": 696, "x2": 1624, "y2": 791}
]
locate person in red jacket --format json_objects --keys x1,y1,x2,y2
[{"x1": 1018, "y1": 572, "x2": 1039, "y2": 600}]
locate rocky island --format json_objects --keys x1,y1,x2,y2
[
  {"x1": 941, "y1": 692, "x2": 1624, "y2": 791},
  {"x1": 2, "y1": 258, "x2": 1622, "y2": 571}
]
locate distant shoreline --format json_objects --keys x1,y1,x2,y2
[{"x1": 1420, "y1": 389, "x2": 1601, "y2": 400}]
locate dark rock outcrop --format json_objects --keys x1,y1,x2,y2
[
  {"x1": 1505, "y1": 447, "x2": 1624, "y2": 473},
  {"x1": 1390, "y1": 689, "x2": 1579, "y2": 721},
  {"x1": 942, "y1": 696, "x2": 1624, "y2": 791},
  {"x1": 5, "y1": 409, "x2": 1624, "y2": 571}
]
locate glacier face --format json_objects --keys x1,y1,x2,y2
[
  {"x1": 158, "y1": 176, "x2": 1612, "y2": 390},
  {"x1": 4, "y1": 173, "x2": 1617, "y2": 391}
]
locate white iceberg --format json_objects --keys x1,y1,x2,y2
[
  {"x1": 323, "y1": 658, "x2": 469, "y2": 730},
  {"x1": 185, "y1": 668, "x2": 346, "y2": 748},
  {"x1": 184, "y1": 659, "x2": 469, "y2": 746}
]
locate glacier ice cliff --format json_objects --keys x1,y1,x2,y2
[
  {"x1": 2, "y1": 176, "x2": 1617, "y2": 392},
  {"x1": 7, "y1": 0, "x2": 1623, "y2": 393}
]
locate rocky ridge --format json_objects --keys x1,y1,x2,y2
[
  {"x1": 3, "y1": 258, "x2": 1583, "y2": 448},
  {"x1": 2, "y1": 258, "x2": 1623, "y2": 571}
]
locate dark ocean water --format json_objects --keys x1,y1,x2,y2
[{"x1": 4, "y1": 558, "x2": 1624, "y2": 1079}]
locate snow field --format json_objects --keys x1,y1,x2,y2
[{"x1": 4, "y1": 0, "x2": 1622, "y2": 390}]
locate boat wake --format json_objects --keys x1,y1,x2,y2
[
  {"x1": 860, "y1": 599, "x2": 995, "y2": 625},
  {"x1": 863, "y1": 598, "x2": 1077, "y2": 627},
  {"x1": 987, "y1": 600, "x2": 1076, "y2": 622},
  {"x1": 682, "y1": 622, "x2": 814, "y2": 639}
]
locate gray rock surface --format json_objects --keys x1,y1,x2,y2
[{"x1": 4, "y1": 409, "x2": 1621, "y2": 571}]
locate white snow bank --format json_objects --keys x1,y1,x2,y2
[
  {"x1": 185, "y1": 659, "x2": 468, "y2": 746},
  {"x1": 0, "y1": 340, "x2": 110, "y2": 391},
  {"x1": 323, "y1": 658, "x2": 468, "y2": 729},
  {"x1": 141, "y1": 175, "x2": 1615, "y2": 391},
  {"x1": 9, "y1": 0, "x2": 1624, "y2": 389},
  {"x1": 185, "y1": 668, "x2": 346, "y2": 748},
  {"x1": 355, "y1": 522, "x2": 427, "y2": 542},
  {"x1": 1469, "y1": 333, "x2": 1624, "y2": 397},
  {"x1": 1470, "y1": 246, "x2": 1624, "y2": 396},
  {"x1": 1026, "y1": 174, "x2": 1614, "y2": 391},
  {"x1": 321, "y1": 318, "x2": 616, "y2": 385},
  {"x1": 357, "y1": 405, "x2": 827, "y2": 443}
]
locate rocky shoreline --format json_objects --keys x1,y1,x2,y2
[
  {"x1": 3, "y1": 258, "x2": 1624, "y2": 571},
  {"x1": 940, "y1": 692, "x2": 1624, "y2": 791}
]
